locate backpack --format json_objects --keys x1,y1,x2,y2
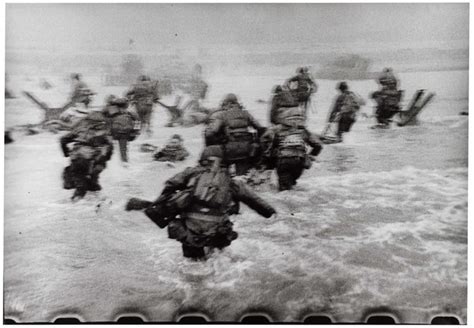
[
  {"x1": 278, "y1": 128, "x2": 307, "y2": 158},
  {"x1": 223, "y1": 107, "x2": 254, "y2": 161},
  {"x1": 192, "y1": 162, "x2": 232, "y2": 212},
  {"x1": 111, "y1": 112, "x2": 135, "y2": 135}
]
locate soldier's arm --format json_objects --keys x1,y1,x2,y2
[
  {"x1": 270, "y1": 104, "x2": 279, "y2": 125},
  {"x1": 231, "y1": 180, "x2": 276, "y2": 218},
  {"x1": 128, "y1": 110, "x2": 140, "y2": 121},
  {"x1": 309, "y1": 78, "x2": 318, "y2": 92},
  {"x1": 154, "y1": 167, "x2": 198, "y2": 203},
  {"x1": 60, "y1": 131, "x2": 77, "y2": 157},
  {"x1": 246, "y1": 112, "x2": 266, "y2": 136},
  {"x1": 287, "y1": 75, "x2": 299, "y2": 83},
  {"x1": 328, "y1": 95, "x2": 343, "y2": 122},
  {"x1": 304, "y1": 129, "x2": 323, "y2": 156},
  {"x1": 204, "y1": 115, "x2": 223, "y2": 139}
]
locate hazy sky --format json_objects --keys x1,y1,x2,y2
[{"x1": 6, "y1": 3, "x2": 469, "y2": 51}]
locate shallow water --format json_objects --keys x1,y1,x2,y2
[{"x1": 4, "y1": 69, "x2": 467, "y2": 322}]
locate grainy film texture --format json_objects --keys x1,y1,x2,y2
[{"x1": 4, "y1": 3, "x2": 468, "y2": 323}]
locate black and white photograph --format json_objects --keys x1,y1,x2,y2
[{"x1": 3, "y1": 2, "x2": 468, "y2": 323}]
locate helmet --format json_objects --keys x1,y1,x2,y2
[
  {"x1": 223, "y1": 93, "x2": 238, "y2": 105},
  {"x1": 273, "y1": 85, "x2": 283, "y2": 94},
  {"x1": 199, "y1": 145, "x2": 224, "y2": 165},
  {"x1": 337, "y1": 81, "x2": 348, "y2": 92},
  {"x1": 106, "y1": 94, "x2": 117, "y2": 105},
  {"x1": 171, "y1": 134, "x2": 183, "y2": 141},
  {"x1": 71, "y1": 73, "x2": 81, "y2": 80},
  {"x1": 138, "y1": 75, "x2": 149, "y2": 82},
  {"x1": 113, "y1": 97, "x2": 129, "y2": 108}
]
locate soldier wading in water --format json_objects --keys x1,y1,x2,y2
[{"x1": 126, "y1": 145, "x2": 276, "y2": 260}]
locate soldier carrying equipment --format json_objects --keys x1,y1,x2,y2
[
  {"x1": 285, "y1": 67, "x2": 317, "y2": 113},
  {"x1": 323, "y1": 81, "x2": 365, "y2": 143},
  {"x1": 60, "y1": 111, "x2": 113, "y2": 200},
  {"x1": 126, "y1": 145, "x2": 276, "y2": 260},
  {"x1": 260, "y1": 124, "x2": 322, "y2": 191},
  {"x1": 102, "y1": 96, "x2": 140, "y2": 163},
  {"x1": 126, "y1": 75, "x2": 159, "y2": 135},
  {"x1": 205, "y1": 94, "x2": 266, "y2": 175}
]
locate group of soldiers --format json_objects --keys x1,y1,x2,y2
[{"x1": 59, "y1": 66, "x2": 403, "y2": 260}]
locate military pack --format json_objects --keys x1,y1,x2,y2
[{"x1": 192, "y1": 162, "x2": 232, "y2": 212}]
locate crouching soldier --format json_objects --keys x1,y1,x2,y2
[
  {"x1": 103, "y1": 96, "x2": 139, "y2": 164},
  {"x1": 154, "y1": 134, "x2": 189, "y2": 162},
  {"x1": 127, "y1": 145, "x2": 276, "y2": 260},
  {"x1": 372, "y1": 68, "x2": 403, "y2": 127},
  {"x1": 61, "y1": 111, "x2": 113, "y2": 200},
  {"x1": 261, "y1": 123, "x2": 322, "y2": 191}
]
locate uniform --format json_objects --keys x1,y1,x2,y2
[
  {"x1": 151, "y1": 146, "x2": 276, "y2": 259},
  {"x1": 205, "y1": 95, "x2": 265, "y2": 175},
  {"x1": 261, "y1": 124, "x2": 322, "y2": 191},
  {"x1": 373, "y1": 68, "x2": 402, "y2": 126},
  {"x1": 126, "y1": 76, "x2": 159, "y2": 135},
  {"x1": 71, "y1": 78, "x2": 93, "y2": 108},
  {"x1": 328, "y1": 83, "x2": 363, "y2": 140},
  {"x1": 103, "y1": 97, "x2": 139, "y2": 163},
  {"x1": 286, "y1": 68, "x2": 317, "y2": 111},
  {"x1": 60, "y1": 111, "x2": 113, "y2": 199}
]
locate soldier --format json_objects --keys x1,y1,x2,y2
[
  {"x1": 60, "y1": 111, "x2": 113, "y2": 200},
  {"x1": 204, "y1": 93, "x2": 266, "y2": 175},
  {"x1": 182, "y1": 64, "x2": 209, "y2": 113},
  {"x1": 126, "y1": 75, "x2": 159, "y2": 135},
  {"x1": 70, "y1": 73, "x2": 94, "y2": 108},
  {"x1": 285, "y1": 67, "x2": 317, "y2": 113},
  {"x1": 102, "y1": 96, "x2": 140, "y2": 164},
  {"x1": 261, "y1": 122, "x2": 322, "y2": 191},
  {"x1": 129, "y1": 145, "x2": 276, "y2": 260},
  {"x1": 372, "y1": 68, "x2": 403, "y2": 127},
  {"x1": 327, "y1": 82, "x2": 365, "y2": 141},
  {"x1": 153, "y1": 134, "x2": 190, "y2": 162}
]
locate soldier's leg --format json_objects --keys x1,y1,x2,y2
[
  {"x1": 181, "y1": 244, "x2": 205, "y2": 259},
  {"x1": 62, "y1": 165, "x2": 75, "y2": 190},
  {"x1": 276, "y1": 158, "x2": 295, "y2": 191},
  {"x1": 89, "y1": 163, "x2": 104, "y2": 191},
  {"x1": 291, "y1": 158, "x2": 305, "y2": 185},
  {"x1": 234, "y1": 159, "x2": 252, "y2": 176},
  {"x1": 118, "y1": 138, "x2": 128, "y2": 162},
  {"x1": 70, "y1": 157, "x2": 91, "y2": 199},
  {"x1": 145, "y1": 105, "x2": 153, "y2": 135}
]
